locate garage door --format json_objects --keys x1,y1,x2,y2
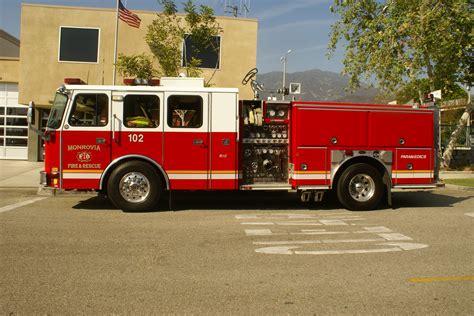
[{"x1": 0, "y1": 83, "x2": 28, "y2": 160}]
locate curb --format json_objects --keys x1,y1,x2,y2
[
  {"x1": 443, "y1": 184, "x2": 474, "y2": 192},
  {"x1": 0, "y1": 186, "x2": 39, "y2": 190}
]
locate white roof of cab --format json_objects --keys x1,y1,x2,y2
[
  {"x1": 63, "y1": 85, "x2": 239, "y2": 93},
  {"x1": 63, "y1": 77, "x2": 239, "y2": 93}
]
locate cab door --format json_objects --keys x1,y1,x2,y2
[
  {"x1": 163, "y1": 92, "x2": 209, "y2": 189},
  {"x1": 60, "y1": 91, "x2": 112, "y2": 189},
  {"x1": 110, "y1": 92, "x2": 164, "y2": 164}
]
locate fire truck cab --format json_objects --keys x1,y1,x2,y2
[{"x1": 32, "y1": 76, "x2": 440, "y2": 211}]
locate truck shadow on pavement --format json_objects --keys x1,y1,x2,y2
[
  {"x1": 73, "y1": 191, "x2": 339, "y2": 212},
  {"x1": 71, "y1": 189, "x2": 470, "y2": 212},
  {"x1": 391, "y1": 190, "x2": 470, "y2": 209}
]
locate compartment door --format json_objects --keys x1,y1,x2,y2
[
  {"x1": 292, "y1": 147, "x2": 329, "y2": 187},
  {"x1": 163, "y1": 93, "x2": 210, "y2": 190},
  {"x1": 209, "y1": 92, "x2": 239, "y2": 189},
  {"x1": 394, "y1": 149, "x2": 433, "y2": 185}
]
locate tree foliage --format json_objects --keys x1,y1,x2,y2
[
  {"x1": 395, "y1": 80, "x2": 468, "y2": 104},
  {"x1": 116, "y1": 53, "x2": 157, "y2": 79},
  {"x1": 117, "y1": 0, "x2": 221, "y2": 80},
  {"x1": 328, "y1": 0, "x2": 473, "y2": 100}
]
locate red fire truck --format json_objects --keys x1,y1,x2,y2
[{"x1": 29, "y1": 72, "x2": 441, "y2": 211}]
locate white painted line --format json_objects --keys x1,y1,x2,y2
[
  {"x1": 322, "y1": 238, "x2": 384, "y2": 244},
  {"x1": 320, "y1": 219, "x2": 349, "y2": 226},
  {"x1": 235, "y1": 215, "x2": 259, "y2": 219},
  {"x1": 253, "y1": 238, "x2": 382, "y2": 245},
  {"x1": 365, "y1": 226, "x2": 393, "y2": 232},
  {"x1": 385, "y1": 242, "x2": 429, "y2": 251},
  {"x1": 245, "y1": 229, "x2": 274, "y2": 236},
  {"x1": 275, "y1": 214, "x2": 316, "y2": 219},
  {"x1": 339, "y1": 218, "x2": 366, "y2": 221},
  {"x1": 324, "y1": 215, "x2": 362, "y2": 219},
  {"x1": 0, "y1": 197, "x2": 47, "y2": 214},
  {"x1": 255, "y1": 242, "x2": 428, "y2": 255},
  {"x1": 256, "y1": 246, "x2": 299, "y2": 255},
  {"x1": 465, "y1": 212, "x2": 474, "y2": 218},
  {"x1": 295, "y1": 248, "x2": 401, "y2": 255},
  {"x1": 254, "y1": 240, "x2": 321, "y2": 245},
  {"x1": 237, "y1": 213, "x2": 358, "y2": 220},
  {"x1": 351, "y1": 224, "x2": 380, "y2": 226},
  {"x1": 356, "y1": 226, "x2": 393, "y2": 233},
  {"x1": 291, "y1": 231, "x2": 349, "y2": 235},
  {"x1": 378, "y1": 233, "x2": 413, "y2": 241},
  {"x1": 277, "y1": 221, "x2": 323, "y2": 226},
  {"x1": 272, "y1": 212, "x2": 351, "y2": 217},
  {"x1": 241, "y1": 222, "x2": 275, "y2": 225}
]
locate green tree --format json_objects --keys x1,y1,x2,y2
[
  {"x1": 116, "y1": 53, "x2": 157, "y2": 79},
  {"x1": 394, "y1": 80, "x2": 468, "y2": 104},
  {"x1": 328, "y1": 0, "x2": 473, "y2": 100},
  {"x1": 117, "y1": 0, "x2": 221, "y2": 82},
  {"x1": 329, "y1": 0, "x2": 473, "y2": 169}
]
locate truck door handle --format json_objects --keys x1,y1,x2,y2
[
  {"x1": 96, "y1": 137, "x2": 106, "y2": 144},
  {"x1": 193, "y1": 138, "x2": 204, "y2": 145},
  {"x1": 112, "y1": 114, "x2": 120, "y2": 142}
]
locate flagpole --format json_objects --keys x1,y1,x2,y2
[{"x1": 112, "y1": 0, "x2": 120, "y2": 85}]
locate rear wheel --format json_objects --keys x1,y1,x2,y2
[
  {"x1": 337, "y1": 163, "x2": 383, "y2": 211},
  {"x1": 107, "y1": 161, "x2": 163, "y2": 211}
]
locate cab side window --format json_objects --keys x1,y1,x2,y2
[
  {"x1": 123, "y1": 95, "x2": 160, "y2": 128},
  {"x1": 69, "y1": 94, "x2": 108, "y2": 126},
  {"x1": 167, "y1": 95, "x2": 203, "y2": 128}
]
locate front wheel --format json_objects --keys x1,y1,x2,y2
[
  {"x1": 336, "y1": 163, "x2": 383, "y2": 211},
  {"x1": 107, "y1": 161, "x2": 163, "y2": 212}
]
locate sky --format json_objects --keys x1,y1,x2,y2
[{"x1": 0, "y1": 0, "x2": 344, "y2": 74}]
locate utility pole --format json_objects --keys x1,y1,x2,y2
[{"x1": 280, "y1": 49, "x2": 292, "y2": 100}]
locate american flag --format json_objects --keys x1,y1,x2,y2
[{"x1": 118, "y1": 0, "x2": 141, "y2": 28}]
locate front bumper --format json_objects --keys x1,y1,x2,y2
[{"x1": 40, "y1": 171, "x2": 47, "y2": 186}]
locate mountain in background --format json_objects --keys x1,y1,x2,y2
[{"x1": 256, "y1": 68, "x2": 380, "y2": 103}]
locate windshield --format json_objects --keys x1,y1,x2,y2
[{"x1": 46, "y1": 92, "x2": 68, "y2": 129}]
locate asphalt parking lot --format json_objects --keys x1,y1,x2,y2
[{"x1": 0, "y1": 188, "x2": 473, "y2": 314}]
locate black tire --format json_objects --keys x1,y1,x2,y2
[
  {"x1": 336, "y1": 163, "x2": 383, "y2": 211},
  {"x1": 107, "y1": 161, "x2": 163, "y2": 212}
]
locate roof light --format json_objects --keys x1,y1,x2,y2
[
  {"x1": 149, "y1": 79, "x2": 160, "y2": 86},
  {"x1": 64, "y1": 78, "x2": 85, "y2": 85}
]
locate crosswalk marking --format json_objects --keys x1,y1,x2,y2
[
  {"x1": 236, "y1": 214, "x2": 427, "y2": 256},
  {"x1": 0, "y1": 197, "x2": 47, "y2": 214}
]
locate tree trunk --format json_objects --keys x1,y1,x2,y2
[{"x1": 441, "y1": 91, "x2": 472, "y2": 168}]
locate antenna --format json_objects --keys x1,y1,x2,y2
[
  {"x1": 242, "y1": 0, "x2": 250, "y2": 18},
  {"x1": 223, "y1": 0, "x2": 250, "y2": 18}
]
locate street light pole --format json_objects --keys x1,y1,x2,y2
[{"x1": 280, "y1": 49, "x2": 292, "y2": 100}]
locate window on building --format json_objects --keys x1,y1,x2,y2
[
  {"x1": 182, "y1": 35, "x2": 220, "y2": 69},
  {"x1": 69, "y1": 94, "x2": 108, "y2": 126},
  {"x1": 168, "y1": 95, "x2": 203, "y2": 128},
  {"x1": 59, "y1": 27, "x2": 99, "y2": 63},
  {"x1": 123, "y1": 95, "x2": 160, "y2": 128}
]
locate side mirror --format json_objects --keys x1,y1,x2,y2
[{"x1": 27, "y1": 101, "x2": 35, "y2": 125}]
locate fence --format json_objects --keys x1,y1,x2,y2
[{"x1": 440, "y1": 124, "x2": 472, "y2": 150}]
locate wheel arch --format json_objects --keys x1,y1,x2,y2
[
  {"x1": 100, "y1": 155, "x2": 170, "y2": 192},
  {"x1": 332, "y1": 155, "x2": 392, "y2": 191}
]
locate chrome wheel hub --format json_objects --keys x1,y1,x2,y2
[
  {"x1": 349, "y1": 174, "x2": 375, "y2": 202},
  {"x1": 119, "y1": 172, "x2": 150, "y2": 203}
]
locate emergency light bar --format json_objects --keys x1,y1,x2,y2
[{"x1": 123, "y1": 78, "x2": 161, "y2": 86}]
